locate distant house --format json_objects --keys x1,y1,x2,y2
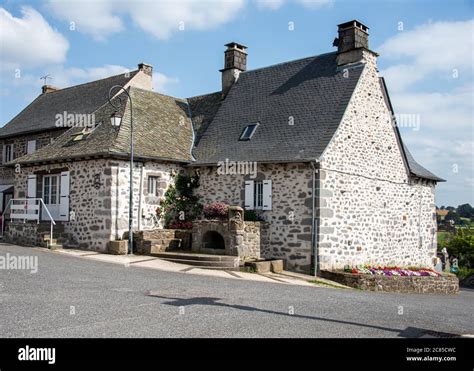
[
  {"x1": 437, "y1": 209, "x2": 449, "y2": 221},
  {"x1": 1, "y1": 20, "x2": 444, "y2": 274}
]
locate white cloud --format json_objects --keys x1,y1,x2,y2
[
  {"x1": 47, "y1": 0, "x2": 245, "y2": 40},
  {"x1": 256, "y1": 0, "x2": 285, "y2": 10},
  {"x1": 390, "y1": 83, "x2": 474, "y2": 132},
  {"x1": 379, "y1": 20, "x2": 474, "y2": 205},
  {"x1": 46, "y1": 0, "x2": 124, "y2": 41},
  {"x1": 0, "y1": 6, "x2": 69, "y2": 69},
  {"x1": 153, "y1": 72, "x2": 179, "y2": 92},
  {"x1": 379, "y1": 19, "x2": 474, "y2": 92}
]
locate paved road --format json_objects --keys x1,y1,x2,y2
[{"x1": 0, "y1": 243, "x2": 473, "y2": 338}]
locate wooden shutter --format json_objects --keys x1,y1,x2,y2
[
  {"x1": 262, "y1": 180, "x2": 272, "y2": 210},
  {"x1": 59, "y1": 171, "x2": 70, "y2": 221},
  {"x1": 27, "y1": 140, "x2": 36, "y2": 154},
  {"x1": 244, "y1": 180, "x2": 254, "y2": 210},
  {"x1": 27, "y1": 175, "x2": 36, "y2": 198}
]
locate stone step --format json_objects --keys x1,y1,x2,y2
[{"x1": 152, "y1": 252, "x2": 238, "y2": 262}]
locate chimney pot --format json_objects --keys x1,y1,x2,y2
[
  {"x1": 220, "y1": 42, "x2": 247, "y2": 98},
  {"x1": 335, "y1": 20, "x2": 372, "y2": 66},
  {"x1": 41, "y1": 85, "x2": 59, "y2": 94},
  {"x1": 138, "y1": 62, "x2": 153, "y2": 77}
]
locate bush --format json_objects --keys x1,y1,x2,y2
[
  {"x1": 446, "y1": 228, "x2": 474, "y2": 269},
  {"x1": 244, "y1": 210, "x2": 265, "y2": 222},
  {"x1": 157, "y1": 172, "x2": 202, "y2": 228},
  {"x1": 203, "y1": 202, "x2": 229, "y2": 219}
]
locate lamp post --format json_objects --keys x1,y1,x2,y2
[{"x1": 108, "y1": 85, "x2": 134, "y2": 255}]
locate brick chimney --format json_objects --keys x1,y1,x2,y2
[
  {"x1": 334, "y1": 20, "x2": 371, "y2": 66},
  {"x1": 41, "y1": 85, "x2": 59, "y2": 94},
  {"x1": 138, "y1": 62, "x2": 153, "y2": 77},
  {"x1": 220, "y1": 42, "x2": 247, "y2": 97}
]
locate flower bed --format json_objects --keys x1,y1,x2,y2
[
  {"x1": 345, "y1": 266, "x2": 441, "y2": 277},
  {"x1": 321, "y1": 269, "x2": 459, "y2": 294}
]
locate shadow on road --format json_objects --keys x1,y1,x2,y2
[{"x1": 146, "y1": 293, "x2": 455, "y2": 338}]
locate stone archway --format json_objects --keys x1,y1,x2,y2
[{"x1": 202, "y1": 231, "x2": 225, "y2": 250}]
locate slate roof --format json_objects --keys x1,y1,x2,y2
[
  {"x1": 192, "y1": 52, "x2": 364, "y2": 164},
  {"x1": 6, "y1": 50, "x2": 442, "y2": 181},
  {"x1": 186, "y1": 92, "x2": 222, "y2": 145},
  {"x1": 11, "y1": 88, "x2": 194, "y2": 165},
  {"x1": 403, "y1": 144, "x2": 444, "y2": 181},
  {"x1": 0, "y1": 71, "x2": 139, "y2": 138}
]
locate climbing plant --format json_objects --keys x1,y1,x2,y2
[{"x1": 156, "y1": 172, "x2": 202, "y2": 229}]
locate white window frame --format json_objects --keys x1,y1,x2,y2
[
  {"x1": 148, "y1": 176, "x2": 159, "y2": 196},
  {"x1": 244, "y1": 179, "x2": 272, "y2": 211},
  {"x1": 43, "y1": 174, "x2": 61, "y2": 205},
  {"x1": 3, "y1": 144, "x2": 13, "y2": 163}
]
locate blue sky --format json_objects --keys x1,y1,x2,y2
[{"x1": 0, "y1": 0, "x2": 473, "y2": 206}]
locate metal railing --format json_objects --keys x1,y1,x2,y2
[{"x1": 1, "y1": 198, "x2": 56, "y2": 244}]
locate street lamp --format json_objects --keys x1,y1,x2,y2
[{"x1": 108, "y1": 85, "x2": 134, "y2": 255}]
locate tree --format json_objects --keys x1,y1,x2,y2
[
  {"x1": 447, "y1": 229, "x2": 474, "y2": 268},
  {"x1": 445, "y1": 210, "x2": 460, "y2": 224},
  {"x1": 457, "y1": 203, "x2": 474, "y2": 218}
]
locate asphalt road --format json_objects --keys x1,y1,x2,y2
[{"x1": 0, "y1": 243, "x2": 473, "y2": 338}]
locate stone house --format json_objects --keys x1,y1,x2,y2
[
  {"x1": 1, "y1": 20, "x2": 443, "y2": 274},
  {"x1": 0, "y1": 64, "x2": 153, "y2": 214}
]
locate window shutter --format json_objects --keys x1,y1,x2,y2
[
  {"x1": 59, "y1": 171, "x2": 70, "y2": 221},
  {"x1": 2, "y1": 145, "x2": 5, "y2": 164},
  {"x1": 27, "y1": 175, "x2": 37, "y2": 198},
  {"x1": 244, "y1": 180, "x2": 254, "y2": 210},
  {"x1": 10, "y1": 144, "x2": 14, "y2": 160},
  {"x1": 27, "y1": 140, "x2": 36, "y2": 154},
  {"x1": 262, "y1": 180, "x2": 272, "y2": 210}
]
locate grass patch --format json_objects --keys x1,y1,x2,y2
[{"x1": 308, "y1": 279, "x2": 348, "y2": 289}]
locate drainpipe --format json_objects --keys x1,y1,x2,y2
[
  {"x1": 310, "y1": 161, "x2": 320, "y2": 276},
  {"x1": 137, "y1": 162, "x2": 144, "y2": 231}
]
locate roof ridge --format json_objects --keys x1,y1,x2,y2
[
  {"x1": 241, "y1": 51, "x2": 337, "y2": 75},
  {"x1": 41, "y1": 69, "x2": 139, "y2": 95},
  {"x1": 187, "y1": 91, "x2": 221, "y2": 100},
  {"x1": 128, "y1": 86, "x2": 187, "y2": 102}
]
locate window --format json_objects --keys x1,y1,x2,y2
[
  {"x1": 244, "y1": 180, "x2": 272, "y2": 210},
  {"x1": 43, "y1": 174, "x2": 60, "y2": 205},
  {"x1": 239, "y1": 123, "x2": 259, "y2": 141},
  {"x1": 3, "y1": 144, "x2": 13, "y2": 163},
  {"x1": 27, "y1": 140, "x2": 36, "y2": 154},
  {"x1": 68, "y1": 122, "x2": 102, "y2": 143},
  {"x1": 254, "y1": 181, "x2": 263, "y2": 209},
  {"x1": 148, "y1": 176, "x2": 160, "y2": 196}
]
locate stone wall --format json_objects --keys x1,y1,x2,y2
[
  {"x1": 3, "y1": 221, "x2": 44, "y2": 247},
  {"x1": 110, "y1": 160, "x2": 183, "y2": 239},
  {"x1": 317, "y1": 50, "x2": 438, "y2": 270},
  {"x1": 321, "y1": 270, "x2": 459, "y2": 294},
  {"x1": 13, "y1": 159, "x2": 114, "y2": 251},
  {"x1": 0, "y1": 130, "x2": 66, "y2": 185},
  {"x1": 194, "y1": 163, "x2": 314, "y2": 273}
]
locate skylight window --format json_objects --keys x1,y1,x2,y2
[
  {"x1": 239, "y1": 123, "x2": 259, "y2": 141},
  {"x1": 67, "y1": 122, "x2": 102, "y2": 144}
]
